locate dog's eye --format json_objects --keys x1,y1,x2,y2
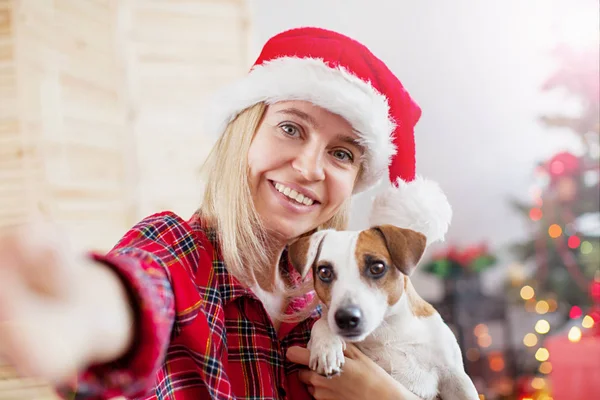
[
  {"x1": 368, "y1": 262, "x2": 386, "y2": 277},
  {"x1": 317, "y1": 266, "x2": 334, "y2": 282}
]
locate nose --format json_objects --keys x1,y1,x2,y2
[
  {"x1": 292, "y1": 146, "x2": 325, "y2": 182},
  {"x1": 334, "y1": 306, "x2": 363, "y2": 330}
]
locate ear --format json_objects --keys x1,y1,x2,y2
[
  {"x1": 287, "y1": 230, "x2": 329, "y2": 279},
  {"x1": 373, "y1": 224, "x2": 427, "y2": 276}
]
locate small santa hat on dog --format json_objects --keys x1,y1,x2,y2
[{"x1": 205, "y1": 27, "x2": 452, "y2": 244}]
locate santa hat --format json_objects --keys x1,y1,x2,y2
[{"x1": 205, "y1": 27, "x2": 452, "y2": 244}]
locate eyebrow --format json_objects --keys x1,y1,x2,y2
[
  {"x1": 336, "y1": 134, "x2": 365, "y2": 155},
  {"x1": 276, "y1": 107, "x2": 365, "y2": 154},
  {"x1": 276, "y1": 108, "x2": 319, "y2": 128}
]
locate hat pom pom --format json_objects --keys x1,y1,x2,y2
[{"x1": 368, "y1": 176, "x2": 452, "y2": 245}]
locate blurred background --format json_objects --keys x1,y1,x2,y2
[{"x1": 1, "y1": 0, "x2": 599, "y2": 399}]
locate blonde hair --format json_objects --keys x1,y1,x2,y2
[{"x1": 199, "y1": 102, "x2": 352, "y2": 288}]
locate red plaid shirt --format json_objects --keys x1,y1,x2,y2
[{"x1": 67, "y1": 211, "x2": 317, "y2": 400}]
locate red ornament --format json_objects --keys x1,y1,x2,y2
[{"x1": 545, "y1": 152, "x2": 581, "y2": 184}]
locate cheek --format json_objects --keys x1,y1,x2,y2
[{"x1": 325, "y1": 169, "x2": 357, "y2": 208}]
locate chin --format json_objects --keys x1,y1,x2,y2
[{"x1": 266, "y1": 221, "x2": 308, "y2": 242}]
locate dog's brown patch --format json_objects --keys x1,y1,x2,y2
[
  {"x1": 355, "y1": 229, "x2": 404, "y2": 306},
  {"x1": 404, "y1": 277, "x2": 436, "y2": 317},
  {"x1": 313, "y1": 262, "x2": 334, "y2": 308}
]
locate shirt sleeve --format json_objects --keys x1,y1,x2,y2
[{"x1": 57, "y1": 212, "x2": 236, "y2": 400}]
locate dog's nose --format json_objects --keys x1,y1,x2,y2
[{"x1": 334, "y1": 306, "x2": 363, "y2": 330}]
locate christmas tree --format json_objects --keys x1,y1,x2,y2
[
  {"x1": 509, "y1": 42, "x2": 599, "y2": 312},
  {"x1": 506, "y1": 34, "x2": 600, "y2": 400}
]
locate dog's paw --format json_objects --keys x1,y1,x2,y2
[{"x1": 308, "y1": 336, "x2": 346, "y2": 377}]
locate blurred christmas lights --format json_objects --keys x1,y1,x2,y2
[
  {"x1": 520, "y1": 285, "x2": 535, "y2": 300},
  {"x1": 535, "y1": 320, "x2": 551, "y2": 334},
  {"x1": 548, "y1": 224, "x2": 562, "y2": 238},
  {"x1": 535, "y1": 347, "x2": 550, "y2": 362},
  {"x1": 568, "y1": 326, "x2": 582, "y2": 342},
  {"x1": 523, "y1": 333, "x2": 538, "y2": 347}
]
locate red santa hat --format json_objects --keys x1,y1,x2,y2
[{"x1": 205, "y1": 27, "x2": 452, "y2": 244}]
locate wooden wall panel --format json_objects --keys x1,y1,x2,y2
[
  {"x1": 0, "y1": 1, "x2": 250, "y2": 395},
  {"x1": 0, "y1": 0, "x2": 250, "y2": 251}
]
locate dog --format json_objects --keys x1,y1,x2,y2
[{"x1": 288, "y1": 224, "x2": 479, "y2": 400}]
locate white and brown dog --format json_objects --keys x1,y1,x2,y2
[{"x1": 288, "y1": 179, "x2": 479, "y2": 400}]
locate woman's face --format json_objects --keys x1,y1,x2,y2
[{"x1": 247, "y1": 101, "x2": 363, "y2": 241}]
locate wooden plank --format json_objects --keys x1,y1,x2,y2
[
  {"x1": 135, "y1": 0, "x2": 243, "y2": 19},
  {"x1": 0, "y1": 39, "x2": 12, "y2": 62},
  {"x1": 54, "y1": 0, "x2": 112, "y2": 26},
  {"x1": 0, "y1": 2, "x2": 11, "y2": 36}
]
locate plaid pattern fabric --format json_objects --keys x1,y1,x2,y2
[{"x1": 69, "y1": 211, "x2": 317, "y2": 400}]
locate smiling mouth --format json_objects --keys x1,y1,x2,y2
[{"x1": 269, "y1": 181, "x2": 319, "y2": 206}]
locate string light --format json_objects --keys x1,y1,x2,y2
[
  {"x1": 520, "y1": 285, "x2": 535, "y2": 300},
  {"x1": 523, "y1": 333, "x2": 538, "y2": 347},
  {"x1": 547, "y1": 298, "x2": 558, "y2": 312},
  {"x1": 568, "y1": 326, "x2": 582, "y2": 342},
  {"x1": 474, "y1": 323, "x2": 488, "y2": 337},
  {"x1": 478, "y1": 334, "x2": 492, "y2": 348},
  {"x1": 489, "y1": 354, "x2": 505, "y2": 372},
  {"x1": 580, "y1": 241, "x2": 593, "y2": 254},
  {"x1": 570, "y1": 305, "x2": 583, "y2": 319},
  {"x1": 535, "y1": 319, "x2": 551, "y2": 334},
  {"x1": 466, "y1": 348, "x2": 480, "y2": 362},
  {"x1": 567, "y1": 235, "x2": 581, "y2": 249},
  {"x1": 535, "y1": 347, "x2": 550, "y2": 362},
  {"x1": 530, "y1": 207, "x2": 543, "y2": 221},
  {"x1": 548, "y1": 224, "x2": 562, "y2": 238},
  {"x1": 535, "y1": 300, "x2": 550, "y2": 314},
  {"x1": 582, "y1": 315, "x2": 595, "y2": 329},
  {"x1": 531, "y1": 377, "x2": 546, "y2": 390},
  {"x1": 539, "y1": 361, "x2": 553, "y2": 374}
]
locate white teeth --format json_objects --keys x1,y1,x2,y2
[{"x1": 273, "y1": 182, "x2": 315, "y2": 206}]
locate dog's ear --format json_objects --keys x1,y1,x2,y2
[
  {"x1": 288, "y1": 230, "x2": 329, "y2": 278},
  {"x1": 373, "y1": 225, "x2": 427, "y2": 276}
]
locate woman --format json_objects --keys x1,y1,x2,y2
[{"x1": 0, "y1": 27, "x2": 448, "y2": 399}]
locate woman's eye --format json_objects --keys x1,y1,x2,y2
[
  {"x1": 280, "y1": 123, "x2": 300, "y2": 137},
  {"x1": 368, "y1": 262, "x2": 386, "y2": 277},
  {"x1": 317, "y1": 266, "x2": 334, "y2": 282},
  {"x1": 332, "y1": 149, "x2": 353, "y2": 162}
]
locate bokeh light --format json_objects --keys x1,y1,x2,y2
[
  {"x1": 548, "y1": 224, "x2": 562, "y2": 238},
  {"x1": 535, "y1": 319, "x2": 551, "y2": 334},
  {"x1": 535, "y1": 347, "x2": 550, "y2": 362},
  {"x1": 520, "y1": 285, "x2": 535, "y2": 300}
]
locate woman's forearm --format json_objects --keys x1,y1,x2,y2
[
  {"x1": 83, "y1": 260, "x2": 135, "y2": 365},
  {"x1": 382, "y1": 377, "x2": 425, "y2": 400}
]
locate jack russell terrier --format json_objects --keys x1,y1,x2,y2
[{"x1": 287, "y1": 178, "x2": 479, "y2": 400}]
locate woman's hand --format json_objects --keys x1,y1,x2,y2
[
  {"x1": 0, "y1": 222, "x2": 133, "y2": 384},
  {"x1": 286, "y1": 343, "x2": 424, "y2": 400}
]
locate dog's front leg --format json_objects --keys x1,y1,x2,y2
[
  {"x1": 438, "y1": 368, "x2": 479, "y2": 400},
  {"x1": 308, "y1": 317, "x2": 346, "y2": 378}
]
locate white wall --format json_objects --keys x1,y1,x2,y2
[{"x1": 246, "y1": 0, "x2": 598, "y2": 299}]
